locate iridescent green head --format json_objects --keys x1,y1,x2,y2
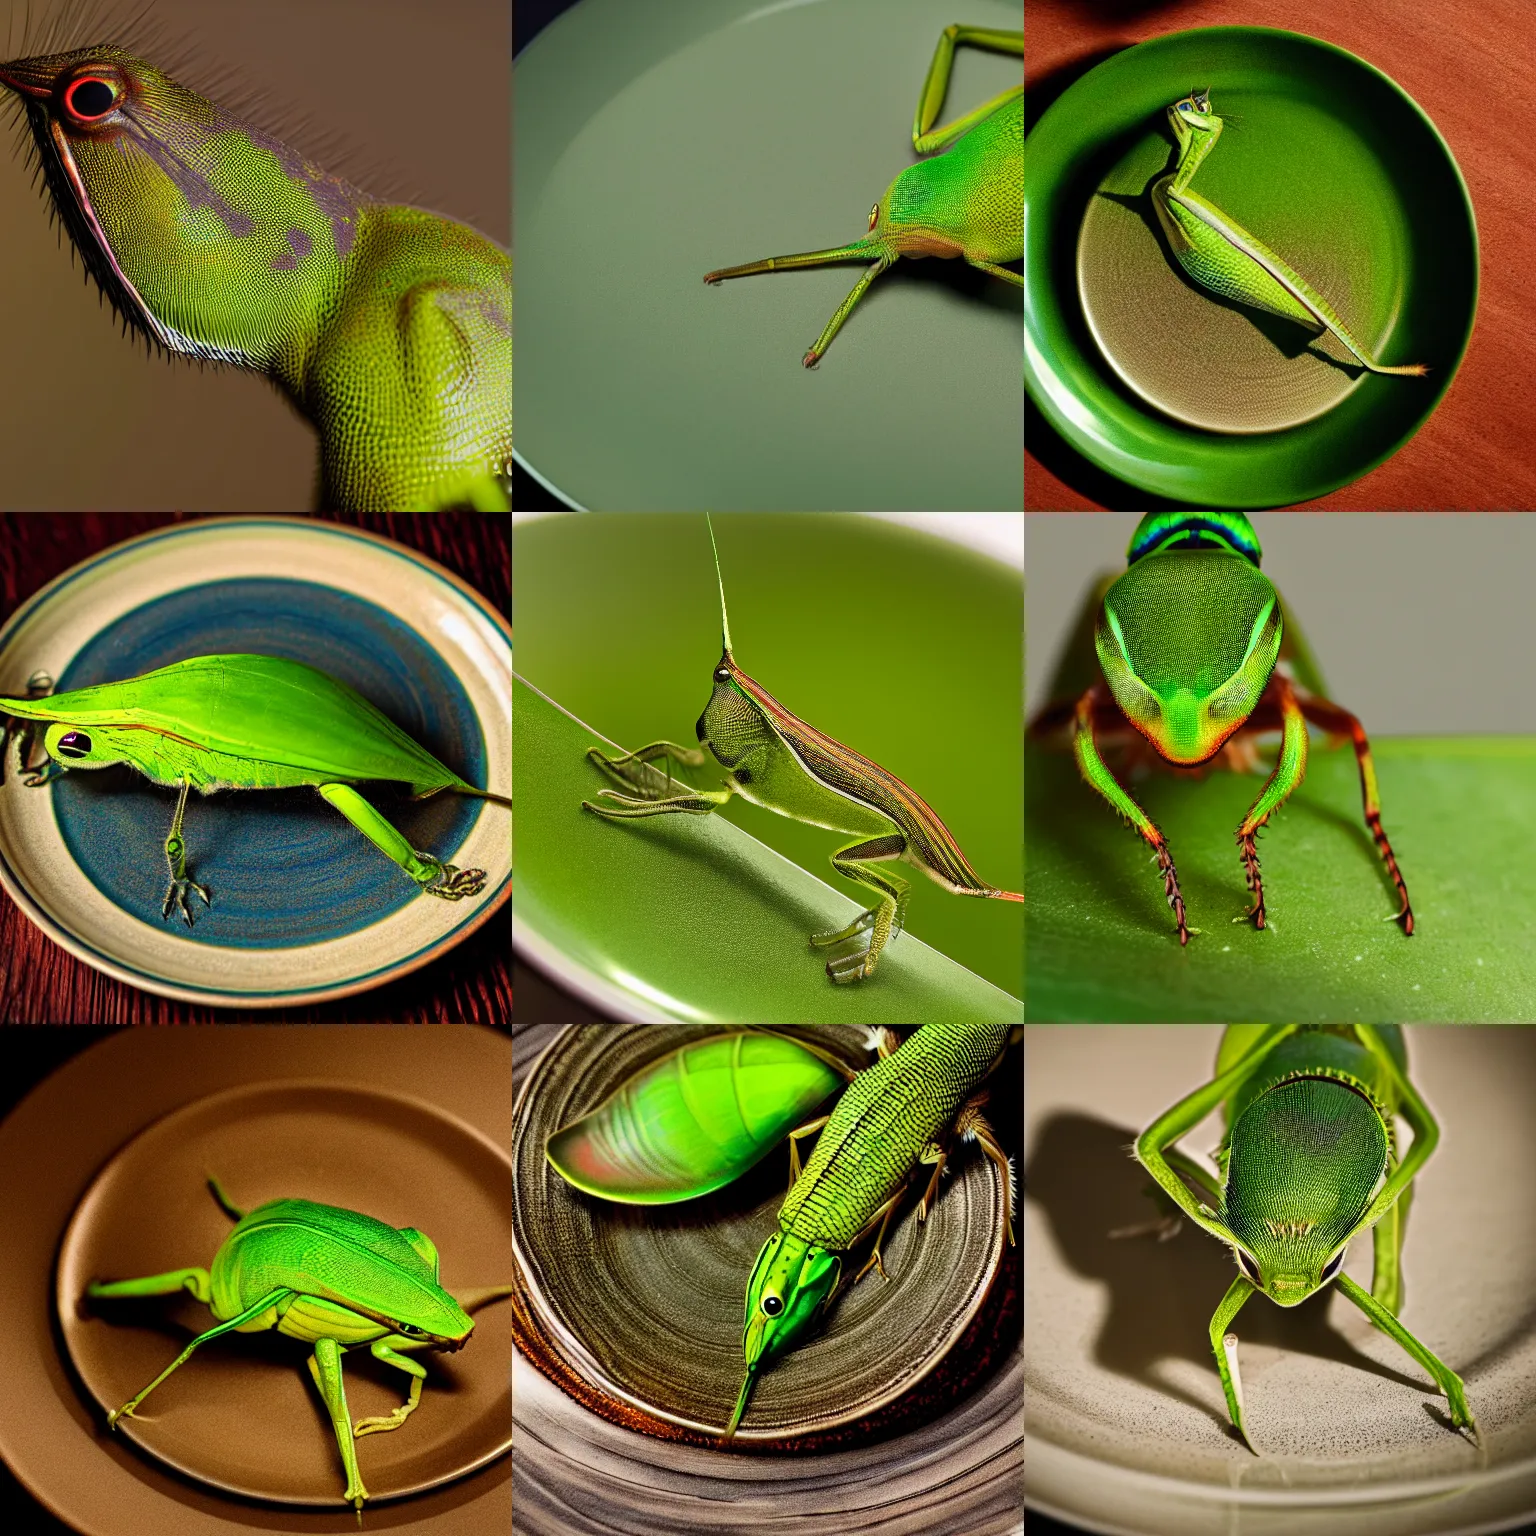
[
  {"x1": 1220, "y1": 1074, "x2": 1389, "y2": 1306},
  {"x1": 0, "y1": 44, "x2": 364, "y2": 364},
  {"x1": 723, "y1": 1230, "x2": 840, "y2": 1438},
  {"x1": 1096, "y1": 512, "x2": 1280, "y2": 765}
]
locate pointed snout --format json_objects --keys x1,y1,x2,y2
[
  {"x1": 0, "y1": 58, "x2": 56, "y2": 99},
  {"x1": 1267, "y1": 1274, "x2": 1313, "y2": 1306}
]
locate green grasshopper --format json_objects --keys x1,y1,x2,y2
[
  {"x1": 86, "y1": 1177, "x2": 513, "y2": 1517},
  {"x1": 581, "y1": 518, "x2": 1021, "y2": 984},
  {"x1": 704, "y1": 25, "x2": 1022, "y2": 366},
  {"x1": 0, "y1": 39, "x2": 511, "y2": 510},
  {"x1": 0, "y1": 655, "x2": 510, "y2": 922},
  {"x1": 727, "y1": 1021, "x2": 1014, "y2": 1436},
  {"x1": 1153, "y1": 90, "x2": 1427, "y2": 377},
  {"x1": 1028, "y1": 511, "x2": 1412, "y2": 946},
  {"x1": 1124, "y1": 1025, "x2": 1477, "y2": 1453}
]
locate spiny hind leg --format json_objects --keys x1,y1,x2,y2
[
  {"x1": 913, "y1": 26, "x2": 1022, "y2": 153},
  {"x1": 815, "y1": 835, "x2": 909, "y2": 983},
  {"x1": 161, "y1": 779, "x2": 212, "y2": 924}
]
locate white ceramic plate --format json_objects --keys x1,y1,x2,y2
[{"x1": 0, "y1": 519, "x2": 510, "y2": 1006}]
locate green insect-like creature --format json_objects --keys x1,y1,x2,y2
[
  {"x1": 581, "y1": 517, "x2": 1021, "y2": 984},
  {"x1": 546, "y1": 1030, "x2": 853, "y2": 1204},
  {"x1": 0, "y1": 41, "x2": 511, "y2": 510},
  {"x1": 1028, "y1": 511, "x2": 1413, "y2": 945},
  {"x1": 1152, "y1": 90, "x2": 1427, "y2": 377},
  {"x1": 1122, "y1": 1024, "x2": 1478, "y2": 1452},
  {"x1": 704, "y1": 25, "x2": 1022, "y2": 366},
  {"x1": 86, "y1": 1177, "x2": 513, "y2": 1517},
  {"x1": 543, "y1": 1025, "x2": 1016, "y2": 1440},
  {"x1": 0, "y1": 654, "x2": 510, "y2": 922}
]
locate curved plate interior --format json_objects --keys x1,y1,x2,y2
[
  {"x1": 515, "y1": 0, "x2": 1022, "y2": 511},
  {"x1": 1025, "y1": 26, "x2": 1477, "y2": 507},
  {"x1": 57, "y1": 1080, "x2": 513, "y2": 1508},
  {"x1": 0, "y1": 519, "x2": 511, "y2": 1005},
  {"x1": 512, "y1": 1026, "x2": 1008, "y2": 1444}
]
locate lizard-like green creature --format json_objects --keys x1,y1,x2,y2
[{"x1": 0, "y1": 43, "x2": 511, "y2": 509}]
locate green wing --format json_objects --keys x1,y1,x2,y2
[{"x1": 0, "y1": 655, "x2": 471, "y2": 794}]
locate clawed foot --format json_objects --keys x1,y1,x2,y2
[
  {"x1": 809, "y1": 907, "x2": 877, "y2": 948},
  {"x1": 824, "y1": 945, "x2": 875, "y2": 985},
  {"x1": 423, "y1": 862, "x2": 487, "y2": 900},
  {"x1": 162, "y1": 876, "x2": 212, "y2": 926},
  {"x1": 354, "y1": 1407, "x2": 412, "y2": 1437}
]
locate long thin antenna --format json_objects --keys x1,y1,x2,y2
[{"x1": 706, "y1": 513, "x2": 732, "y2": 654}]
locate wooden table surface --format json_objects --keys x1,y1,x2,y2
[
  {"x1": 0, "y1": 514, "x2": 511, "y2": 1025},
  {"x1": 1026, "y1": 0, "x2": 1536, "y2": 509}
]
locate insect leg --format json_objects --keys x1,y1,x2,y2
[
  {"x1": 101, "y1": 1285, "x2": 292, "y2": 1429},
  {"x1": 912, "y1": 25, "x2": 1022, "y2": 153},
  {"x1": 87, "y1": 1267, "x2": 214, "y2": 1305},
  {"x1": 786, "y1": 1115, "x2": 831, "y2": 1187},
  {"x1": 1072, "y1": 685, "x2": 1192, "y2": 944},
  {"x1": 964, "y1": 255, "x2": 1023, "y2": 286},
  {"x1": 1335, "y1": 1272, "x2": 1478, "y2": 1444},
  {"x1": 309, "y1": 1336, "x2": 369, "y2": 1513},
  {"x1": 803, "y1": 255, "x2": 894, "y2": 368},
  {"x1": 1233, "y1": 674, "x2": 1308, "y2": 932},
  {"x1": 353, "y1": 1339, "x2": 429, "y2": 1437},
  {"x1": 585, "y1": 740, "x2": 712, "y2": 800},
  {"x1": 1295, "y1": 693, "x2": 1414, "y2": 933},
  {"x1": 581, "y1": 784, "x2": 735, "y2": 818},
  {"x1": 850, "y1": 1187, "x2": 908, "y2": 1285},
  {"x1": 954, "y1": 1095, "x2": 1017, "y2": 1247},
  {"x1": 819, "y1": 835, "x2": 909, "y2": 983},
  {"x1": 161, "y1": 779, "x2": 212, "y2": 925},
  {"x1": 1209, "y1": 1275, "x2": 1259, "y2": 1452},
  {"x1": 317, "y1": 783, "x2": 487, "y2": 899},
  {"x1": 1369, "y1": 1154, "x2": 1411, "y2": 1316}
]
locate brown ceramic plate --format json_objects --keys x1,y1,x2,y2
[
  {"x1": 0, "y1": 1026, "x2": 510, "y2": 1536},
  {"x1": 511, "y1": 1026, "x2": 1010, "y2": 1448},
  {"x1": 57, "y1": 1082, "x2": 511, "y2": 1507}
]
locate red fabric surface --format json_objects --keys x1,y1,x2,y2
[
  {"x1": 1025, "y1": 0, "x2": 1536, "y2": 509},
  {"x1": 0, "y1": 514, "x2": 511, "y2": 1025}
]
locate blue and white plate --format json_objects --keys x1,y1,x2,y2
[{"x1": 0, "y1": 519, "x2": 510, "y2": 1007}]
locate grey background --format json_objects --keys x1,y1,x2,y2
[{"x1": 1026, "y1": 513, "x2": 1536, "y2": 735}]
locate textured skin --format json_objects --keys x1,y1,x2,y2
[
  {"x1": 778, "y1": 1022, "x2": 1010, "y2": 1250},
  {"x1": 0, "y1": 654, "x2": 479, "y2": 794},
  {"x1": 211, "y1": 1196, "x2": 472, "y2": 1343},
  {"x1": 545, "y1": 1032, "x2": 846, "y2": 1203},
  {"x1": 0, "y1": 46, "x2": 511, "y2": 510}
]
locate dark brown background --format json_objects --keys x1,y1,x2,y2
[
  {"x1": 0, "y1": 513, "x2": 511, "y2": 1025},
  {"x1": 0, "y1": 0, "x2": 509, "y2": 512},
  {"x1": 1025, "y1": 0, "x2": 1536, "y2": 509}
]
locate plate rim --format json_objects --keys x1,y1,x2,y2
[
  {"x1": 1025, "y1": 23, "x2": 1481, "y2": 508},
  {"x1": 0, "y1": 517, "x2": 511, "y2": 1008}
]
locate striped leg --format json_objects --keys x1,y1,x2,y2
[
  {"x1": 1072, "y1": 685, "x2": 1191, "y2": 944},
  {"x1": 1296, "y1": 694, "x2": 1414, "y2": 934},
  {"x1": 1233, "y1": 674, "x2": 1308, "y2": 932}
]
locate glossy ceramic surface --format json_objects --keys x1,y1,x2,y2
[{"x1": 1025, "y1": 27, "x2": 1477, "y2": 507}]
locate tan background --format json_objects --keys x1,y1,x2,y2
[
  {"x1": 0, "y1": 0, "x2": 509, "y2": 511},
  {"x1": 1025, "y1": 0, "x2": 1536, "y2": 510}
]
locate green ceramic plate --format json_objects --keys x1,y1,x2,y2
[
  {"x1": 1025, "y1": 27, "x2": 1477, "y2": 507},
  {"x1": 513, "y1": 514, "x2": 1023, "y2": 1022},
  {"x1": 515, "y1": 0, "x2": 1023, "y2": 512}
]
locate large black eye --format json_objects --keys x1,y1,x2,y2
[
  {"x1": 65, "y1": 77, "x2": 117, "y2": 120},
  {"x1": 1236, "y1": 1249, "x2": 1262, "y2": 1285},
  {"x1": 397, "y1": 1322, "x2": 425, "y2": 1337},
  {"x1": 1321, "y1": 1250, "x2": 1345, "y2": 1282},
  {"x1": 56, "y1": 731, "x2": 92, "y2": 759},
  {"x1": 761, "y1": 1295, "x2": 783, "y2": 1316},
  {"x1": 715, "y1": 667, "x2": 730, "y2": 682}
]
